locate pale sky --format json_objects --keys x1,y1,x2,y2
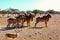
[{"x1": 0, "y1": 0, "x2": 60, "y2": 11}]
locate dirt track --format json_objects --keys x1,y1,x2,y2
[{"x1": 0, "y1": 14, "x2": 60, "y2": 40}]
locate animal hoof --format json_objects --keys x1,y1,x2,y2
[{"x1": 7, "y1": 27, "x2": 9, "y2": 28}]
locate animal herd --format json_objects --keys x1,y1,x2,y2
[
  {"x1": 2, "y1": 12, "x2": 52, "y2": 39},
  {"x1": 7, "y1": 12, "x2": 52, "y2": 28}
]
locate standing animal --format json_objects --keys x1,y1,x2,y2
[
  {"x1": 16, "y1": 14, "x2": 26, "y2": 27},
  {"x1": 21, "y1": 13, "x2": 35, "y2": 27},
  {"x1": 7, "y1": 12, "x2": 35, "y2": 28},
  {"x1": 7, "y1": 18, "x2": 17, "y2": 28},
  {"x1": 7, "y1": 15, "x2": 23, "y2": 28},
  {"x1": 15, "y1": 13, "x2": 35, "y2": 27},
  {"x1": 35, "y1": 14, "x2": 51, "y2": 27}
]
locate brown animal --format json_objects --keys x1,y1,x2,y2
[
  {"x1": 7, "y1": 18, "x2": 17, "y2": 28},
  {"x1": 7, "y1": 12, "x2": 35, "y2": 28},
  {"x1": 7, "y1": 14, "x2": 25, "y2": 28},
  {"x1": 15, "y1": 15, "x2": 25, "y2": 27},
  {"x1": 35, "y1": 14, "x2": 51, "y2": 27},
  {"x1": 15, "y1": 14, "x2": 26, "y2": 27},
  {"x1": 15, "y1": 12, "x2": 35, "y2": 27},
  {"x1": 21, "y1": 13, "x2": 35, "y2": 27}
]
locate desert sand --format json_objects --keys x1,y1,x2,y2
[{"x1": 0, "y1": 14, "x2": 60, "y2": 40}]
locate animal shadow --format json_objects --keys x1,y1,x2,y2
[
  {"x1": 29, "y1": 27, "x2": 44, "y2": 29},
  {"x1": 0, "y1": 26, "x2": 27, "y2": 31}
]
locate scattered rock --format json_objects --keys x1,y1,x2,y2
[
  {"x1": 28, "y1": 35, "x2": 32, "y2": 37},
  {"x1": 49, "y1": 37, "x2": 52, "y2": 40},
  {"x1": 35, "y1": 33, "x2": 37, "y2": 35}
]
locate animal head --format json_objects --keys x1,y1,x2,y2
[
  {"x1": 16, "y1": 15, "x2": 25, "y2": 19},
  {"x1": 47, "y1": 14, "x2": 51, "y2": 18},
  {"x1": 15, "y1": 15, "x2": 21, "y2": 19}
]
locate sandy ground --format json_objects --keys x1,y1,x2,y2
[{"x1": 0, "y1": 14, "x2": 60, "y2": 40}]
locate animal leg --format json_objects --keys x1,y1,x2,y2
[
  {"x1": 35, "y1": 22, "x2": 38, "y2": 28},
  {"x1": 7, "y1": 23, "x2": 11, "y2": 28},
  {"x1": 27, "y1": 21, "x2": 30, "y2": 27},
  {"x1": 12, "y1": 23, "x2": 14, "y2": 27},
  {"x1": 31, "y1": 18, "x2": 33, "y2": 21},
  {"x1": 28, "y1": 21, "x2": 30, "y2": 27},
  {"x1": 21, "y1": 19, "x2": 25, "y2": 27},
  {"x1": 16, "y1": 22, "x2": 20, "y2": 28},
  {"x1": 35, "y1": 21, "x2": 39, "y2": 28},
  {"x1": 45, "y1": 21, "x2": 47, "y2": 27},
  {"x1": 21, "y1": 22, "x2": 24, "y2": 27},
  {"x1": 12, "y1": 23, "x2": 16, "y2": 27}
]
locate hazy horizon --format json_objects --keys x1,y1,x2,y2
[{"x1": 0, "y1": 0, "x2": 60, "y2": 11}]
